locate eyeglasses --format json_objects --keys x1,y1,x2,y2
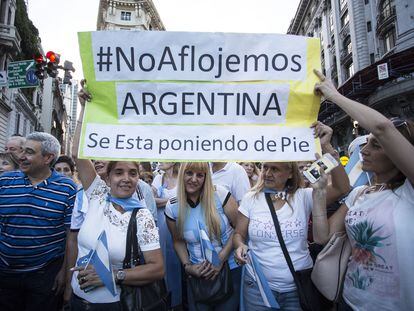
[{"x1": 390, "y1": 117, "x2": 412, "y2": 139}]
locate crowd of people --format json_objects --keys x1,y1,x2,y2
[{"x1": 0, "y1": 70, "x2": 413, "y2": 311}]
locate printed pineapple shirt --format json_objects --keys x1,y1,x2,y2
[{"x1": 344, "y1": 179, "x2": 414, "y2": 310}]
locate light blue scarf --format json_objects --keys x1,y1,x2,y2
[{"x1": 107, "y1": 193, "x2": 146, "y2": 212}]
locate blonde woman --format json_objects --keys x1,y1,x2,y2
[
  {"x1": 165, "y1": 162, "x2": 239, "y2": 311},
  {"x1": 233, "y1": 146, "x2": 350, "y2": 310},
  {"x1": 240, "y1": 162, "x2": 261, "y2": 188}
]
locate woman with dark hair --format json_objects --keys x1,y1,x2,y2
[
  {"x1": 313, "y1": 70, "x2": 414, "y2": 311},
  {"x1": 54, "y1": 155, "x2": 76, "y2": 179},
  {"x1": 166, "y1": 162, "x2": 239, "y2": 311},
  {"x1": 0, "y1": 152, "x2": 19, "y2": 175},
  {"x1": 233, "y1": 150, "x2": 350, "y2": 309},
  {"x1": 69, "y1": 83, "x2": 163, "y2": 310}
]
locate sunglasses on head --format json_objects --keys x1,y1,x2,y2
[{"x1": 390, "y1": 117, "x2": 412, "y2": 139}]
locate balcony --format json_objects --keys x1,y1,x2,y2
[
  {"x1": 376, "y1": 6, "x2": 396, "y2": 36},
  {"x1": 0, "y1": 24, "x2": 21, "y2": 52},
  {"x1": 340, "y1": 49, "x2": 353, "y2": 64},
  {"x1": 340, "y1": 24, "x2": 350, "y2": 40}
]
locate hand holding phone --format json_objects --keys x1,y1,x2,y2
[{"x1": 303, "y1": 153, "x2": 338, "y2": 184}]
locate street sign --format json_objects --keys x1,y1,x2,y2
[
  {"x1": 7, "y1": 60, "x2": 39, "y2": 88},
  {"x1": 0, "y1": 71, "x2": 7, "y2": 87}
]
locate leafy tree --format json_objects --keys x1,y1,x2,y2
[{"x1": 14, "y1": 0, "x2": 40, "y2": 60}]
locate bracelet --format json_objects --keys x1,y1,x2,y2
[{"x1": 312, "y1": 214, "x2": 327, "y2": 217}]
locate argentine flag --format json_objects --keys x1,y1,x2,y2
[
  {"x1": 79, "y1": 230, "x2": 117, "y2": 296},
  {"x1": 240, "y1": 251, "x2": 279, "y2": 310},
  {"x1": 345, "y1": 145, "x2": 372, "y2": 188},
  {"x1": 197, "y1": 220, "x2": 221, "y2": 267}
]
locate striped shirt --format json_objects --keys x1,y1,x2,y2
[{"x1": 0, "y1": 170, "x2": 77, "y2": 272}]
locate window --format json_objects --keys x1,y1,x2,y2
[
  {"x1": 329, "y1": 12, "x2": 334, "y2": 33},
  {"x1": 364, "y1": 0, "x2": 369, "y2": 4},
  {"x1": 15, "y1": 113, "x2": 20, "y2": 135},
  {"x1": 383, "y1": 28, "x2": 396, "y2": 53},
  {"x1": 343, "y1": 35, "x2": 352, "y2": 54},
  {"x1": 344, "y1": 62, "x2": 354, "y2": 80},
  {"x1": 121, "y1": 11, "x2": 131, "y2": 21},
  {"x1": 341, "y1": 10, "x2": 349, "y2": 28},
  {"x1": 370, "y1": 53, "x2": 375, "y2": 64},
  {"x1": 367, "y1": 21, "x2": 372, "y2": 32},
  {"x1": 339, "y1": 0, "x2": 347, "y2": 11},
  {"x1": 380, "y1": 0, "x2": 395, "y2": 19}
]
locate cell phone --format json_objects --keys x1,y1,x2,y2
[{"x1": 303, "y1": 153, "x2": 339, "y2": 184}]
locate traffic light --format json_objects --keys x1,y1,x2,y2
[
  {"x1": 34, "y1": 53, "x2": 46, "y2": 80},
  {"x1": 46, "y1": 51, "x2": 60, "y2": 78}
]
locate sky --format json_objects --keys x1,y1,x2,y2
[{"x1": 28, "y1": 0, "x2": 301, "y2": 81}]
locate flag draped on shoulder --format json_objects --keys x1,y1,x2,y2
[
  {"x1": 345, "y1": 145, "x2": 372, "y2": 188},
  {"x1": 197, "y1": 220, "x2": 220, "y2": 267},
  {"x1": 80, "y1": 230, "x2": 117, "y2": 296}
]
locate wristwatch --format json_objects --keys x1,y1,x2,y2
[{"x1": 116, "y1": 269, "x2": 126, "y2": 284}]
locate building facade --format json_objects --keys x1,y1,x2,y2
[
  {"x1": 97, "y1": 0, "x2": 165, "y2": 31},
  {"x1": 0, "y1": 0, "x2": 42, "y2": 150},
  {"x1": 60, "y1": 80, "x2": 78, "y2": 156},
  {"x1": 40, "y1": 77, "x2": 67, "y2": 154},
  {"x1": 288, "y1": 0, "x2": 414, "y2": 151}
]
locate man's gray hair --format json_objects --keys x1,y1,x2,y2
[
  {"x1": 7, "y1": 135, "x2": 26, "y2": 147},
  {"x1": 26, "y1": 132, "x2": 61, "y2": 165}
]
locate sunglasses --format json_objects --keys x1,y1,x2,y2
[{"x1": 390, "y1": 117, "x2": 412, "y2": 139}]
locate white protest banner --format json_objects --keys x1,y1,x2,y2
[
  {"x1": 90, "y1": 31, "x2": 307, "y2": 82},
  {"x1": 83, "y1": 123, "x2": 314, "y2": 161},
  {"x1": 78, "y1": 31, "x2": 321, "y2": 162}
]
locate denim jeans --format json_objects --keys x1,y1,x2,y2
[
  {"x1": 187, "y1": 266, "x2": 242, "y2": 311},
  {"x1": 0, "y1": 257, "x2": 63, "y2": 311},
  {"x1": 70, "y1": 294, "x2": 122, "y2": 311},
  {"x1": 243, "y1": 271, "x2": 301, "y2": 311}
]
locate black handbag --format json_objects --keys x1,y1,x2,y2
[
  {"x1": 120, "y1": 208, "x2": 171, "y2": 311},
  {"x1": 188, "y1": 260, "x2": 233, "y2": 305},
  {"x1": 264, "y1": 193, "x2": 331, "y2": 311}
]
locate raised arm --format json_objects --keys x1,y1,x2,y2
[
  {"x1": 312, "y1": 121, "x2": 351, "y2": 204},
  {"x1": 314, "y1": 70, "x2": 414, "y2": 184},
  {"x1": 72, "y1": 80, "x2": 97, "y2": 191}
]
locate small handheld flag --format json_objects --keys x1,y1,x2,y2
[
  {"x1": 197, "y1": 220, "x2": 221, "y2": 267},
  {"x1": 81, "y1": 230, "x2": 117, "y2": 296}
]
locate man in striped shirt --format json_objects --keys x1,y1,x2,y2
[{"x1": 0, "y1": 132, "x2": 77, "y2": 311}]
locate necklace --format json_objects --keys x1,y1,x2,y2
[
  {"x1": 365, "y1": 183, "x2": 388, "y2": 194},
  {"x1": 269, "y1": 191, "x2": 287, "y2": 202}
]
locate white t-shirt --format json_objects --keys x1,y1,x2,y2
[
  {"x1": 343, "y1": 179, "x2": 414, "y2": 311},
  {"x1": 212, "y1": 162, "x2": 250, "y2": 203},
  {"x1": 71, "y1": 176, "x2": 160, "y2": 303},
  {"x1": 239, "y1": 188, "x2": 313, "y2": 292},
  {"x1": 152, "y1": 173, "x2": 177, "y2": 200}
]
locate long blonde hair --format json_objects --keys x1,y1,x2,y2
[
  {"x1": 251, "y1": 162, "x2": 303, "y2": 204},
  {"x1": 176, "y1": 162, "x2": 221, "y2": 240}
]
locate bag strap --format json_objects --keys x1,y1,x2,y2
[
  {"x1": 264, "y1": 193, "x2": 300, "y2": 285},
  {"x1": 123, "y1": 208, "x2": 143, "y2": 268}
]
